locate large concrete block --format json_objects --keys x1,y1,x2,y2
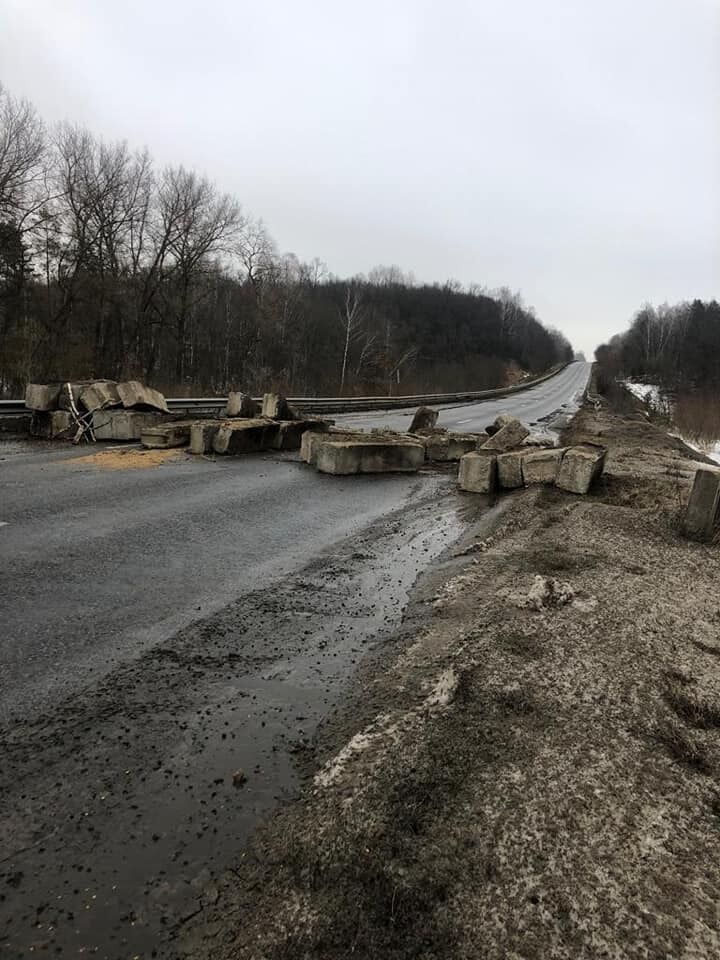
[
  {"x1": 225, "y1": 392, "x2": 258, "y2": 418},
  {"x1": 556, "y1": 444, "x2": 606, "y2": 494},
  {"x1": 315, "y1": 440, "x2": 425, "y2": 475},
  {"x1": 190, "y1": 422, "x2": 221, "y2": 455},
  {"x1": 480, "y1": 417, "x2": 529, "y2": 452},
  {"x1": 497, "y1": 451, "x2": 524, "y2": 489},
  {"x1": 409, "y1": 406, "x2": 439, "y2": 433},
  {"x1": 522, "y1": 447, "x2": 566, "y2": 485},
  {"x1": 25, "y1": 383, "x2": 61, "y2": 412},
  {"x1": 92, "y1": 410, "x2": 165, "y2": 440},
  {"x1": 261, "y1": 393, "x2": 293, "y2": 420},
  {"x1": 140, "y1": 421, "x2": 194, "y2": 449},
  {"x1": 684, "y1": 469, "x2": 720, "y2": 541},
  {"x1": 458, "y1": 451, "x2": 497, "y2": 494},
  {"x1": 30, "y1": 410, "x2": 74, "y2": 439},
  {"x1": 116, "y1": 380, "x2": 169, "y2": 413},
  {"x1": 271, "y1": 419, "x2": 331, "y2": 451},
  {"x1": 301, "y1": 428, "x2": 362, "y2": 465},
  {"x1": 79, "y1": 380, "x2": 120, "y2": 412},
  {"x1": 425, "y1": 434, "x2": 478, "y2": 462},
  {"x1": 486, "y1": 412, "x2": 515, "y2": 436},
  {"x1": 212, "y1": 418, "x2": 279, "y2": 455}
]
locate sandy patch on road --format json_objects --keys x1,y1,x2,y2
[{"x1": 65, "y1": 447, "x2": 185, "y2": 470}]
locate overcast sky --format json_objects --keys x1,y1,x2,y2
[{"x1": 2, "y1": 0, "x2": 718, "y2": 356}]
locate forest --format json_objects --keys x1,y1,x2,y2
[
  {"x1": 0, "y1": 84, "x2": 572, "y2": 398},
  {"x1": 595, "y1": 299, "x2": 720, "y2": 391}
]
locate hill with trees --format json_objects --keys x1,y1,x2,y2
[{"x1": 0, "y1": 84, "x2": 572, "y2": 397}]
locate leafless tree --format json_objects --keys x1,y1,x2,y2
[{"x1": 338, "y1": 282, "x2": 366, "y2": 394}]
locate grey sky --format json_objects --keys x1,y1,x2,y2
[{"x1": 2, "y1": 0, "x2": 718, "y2": 356}]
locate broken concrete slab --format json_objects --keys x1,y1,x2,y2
[
  {"x1": 301, "y1": 428, "x2": 360, "y2": 465},
  {"x1": 556, "y1": 444, "x2": 607, "y2": 495},
  {"x1": 480, "y1": 417, "x2": 530, "y2": 452},
  {"x1": 79, "y1": 380, "x2": 120, "y2": 412},
  {"x1": 684, "y1": 468, "x2": 720, "y2": 541},
  {"x1": 315, "y1": 440, "x2": 425, "y2": 475},
  {"x1": 261, "y1": 393, "x2": 294, "y2": 420},
  {"x1": 225, "y1": 392, "x2": 258, "y2": 418},
  {"x1": 497, "y1": 450, "x2": 524, "y2": 489},
  {"x1": 30, "y1": 410, "x2": 74, "y2": 439},
  {"x1": 409, "y1": 406, "x2": 439, "y2": 433},
  {"x1": 458, "y1": 451, "x2": 497, "y2": 494},
  {"x1": 140, "y1": 421, "x2": 194, "y2": 449},
  {"x1": 425, "y1": 434, "x2": 478, "y2": 462},
  {"x1": 189, "y1": 422, "x2": 222, "y2": 455},
  {"x1": 25, "y1": 383, "x2": 61, "y2": 412},
  {"x1": 212, "y1": 419, "x2": 279, "y2": 455},
  {"x1": 116, "y1": 380, "x2": 169, "y2": 414},
  {"x1": 522, "y1": 447, "x2": 566, "y2": 485},
  {"x1": 92, "y1": 410, "x2": 165, "y2": 441}
]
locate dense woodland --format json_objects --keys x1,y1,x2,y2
[
  {"x1": 595, "y1": 300, "x2": 720, "y2": 391},
  {"x1": 0, "y1": 85, "x2": 572, "y2": 398}
]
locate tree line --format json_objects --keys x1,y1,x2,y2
[
  {"x1": 0, "y1": 84, "x2": 572, "y2": 398},
  {"x1": 595, "y1": 299, "x2": 720, "y2": 391}
]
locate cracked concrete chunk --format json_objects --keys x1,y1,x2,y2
[
  {"x1": 409, "y1": 406, "x2": 439, "y2": 434},
  {"x1": 225, "y1": 392, "x2": 258, "y2": 418},
  {"x1": 212, "y1": 419, "x2": 279, "y2": 454},
  {"x1": 79, "y1": 381, "x2": 120, "y2": 412},
  {"x1": 556, "y1": 444, "x2": 607, "y2": 494},
  {"x1": 684, "y1": 468, "x2": 720, "y2": 541},
  {"x1": 25, "y1": 383, "x2": 61, "y2": 412},
  {"x1": 425, "y1": 434, "x2": 478, "y2": 462},
  {"x1": 497, "y1": 450, "x2": 524, "y2": 489}
]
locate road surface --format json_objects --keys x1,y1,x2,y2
[{"x1": 0, "y1": 361, "x2": 590, "y2": 958}]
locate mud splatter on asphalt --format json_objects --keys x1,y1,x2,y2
[{"x1": 0, "y1": 490, "x2": 468, "y2": 958}]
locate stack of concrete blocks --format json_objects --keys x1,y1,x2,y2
[
  {"x1": 458, "y1": 413, "x2": 607, "y2": 497},
  {"x1": 25, "y1": 378, "x2": 171, "y2": 441}
]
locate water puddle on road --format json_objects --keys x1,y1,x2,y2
[{"x1": 1, "y1": 483, "x2": 467, "y2": 959}]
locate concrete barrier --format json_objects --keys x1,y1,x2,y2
[
  {"x1": 140, "y1": 422, "x2": 195, "y2": 449},
  {"x1": 425, "y1": 434, "x2": 479, "y2": 462},
  {"x1": 684, "y1": 469, "x2": 720, "y2": 541},
  {"x1": 522, "y1": 448, "x2": 566, "y2": 485},
  {"x1": 212, "y1": 419, "x2": 279, "y2": 455},
  {"x1": 91, "y1": 410, "x2": 164, "y2": 440},
  {"x1": 315, "y1": 440, "x2": 425, "y2": 475},
  {"x1": 556, "y1": 444, "x2": 606, "y2": 494},
  {"x1": 497, "y1": 451, "x2": 524, "y2": 489}
]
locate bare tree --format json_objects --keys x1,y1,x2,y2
[{"x1": 337, "y1": 282, "x2": 366, "y2": 394}]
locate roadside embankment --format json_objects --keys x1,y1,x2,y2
[{"x1": 178, "y1": 399, "x2": 720, "y2": 959}]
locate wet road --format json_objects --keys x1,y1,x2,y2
[{"x1": 0, "y1": 361, "x2": 590, "y2": 958}]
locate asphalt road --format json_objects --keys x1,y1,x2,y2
[{"x1": 0, "y1": 360, "x2": 590, "y2": 958}]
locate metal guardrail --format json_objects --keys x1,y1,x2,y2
[{"x1": 0, "y1": 362, "x2": 571, "y2": 418}]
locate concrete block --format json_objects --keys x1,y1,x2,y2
[
  {"x1": 212, "y1": 418, "x2": 279, "y2": 455},
  {"x1": 30, "y1": 410, "x2": 74, "y2": 439},
  {"x1": 301, "y1": 428, "x2": 362, "y2": 465},
  {"x1": 425, "y1": 434, "x2": 478, "y2": 462},
  {"x1": 190, "y1": 422, "x2": 221, "y2": 455},
  {"x1": 486, "y1": 412, "x2": 515, "y2": 436},
  {"x1": 684, "y1": 469, "x2": 720, "y2": 541},
  {"x1": 556, "y1": 444, "x2": 606, "y2": 494},
  {"x1": 480, "y1": 417, "x2": 530, "y2": 452},
  {"x1": 225, "y1": 392, "x2": 258, "y2": 418},
  {"x1": 497, "y1": 450, "x2": 524, "y2": 489},
  {"x1": 92, "y1": 410, "x2": 165, "y2": 440},
  {"x1": 271, "y1": 419, "x2": 331, "y2": 451},
  {"x1": 458, "y1": 451, "x2": 497, "y2": 494},
  {"x1": 116, "y1": 380, "x2": 169, "y2": 413},
  {"x1": 409, "y1": 406, "x2": 439, "y2": 433},
  {"x1": 79, "y1": 380, "x2": 120, "y2": 412},
  {"x1": 315, "y1": 440, "x2": 425, "y2": 475},
  {"x1": 25, "y1": 383, "x2": 61, "y2": 411},
  {"x1": 140, "y1": 421, "x2": 194, "y2": 449},
  {"x1": 261, "y1": 393, "x2": 293, "y2": 420},
  {"x1": 522, "y1": 447, "x2": 566, "y2": 485}
]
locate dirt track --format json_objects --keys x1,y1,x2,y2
[{"x1": 177, "y1": 403, "x2": 720, "y2": 959}]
